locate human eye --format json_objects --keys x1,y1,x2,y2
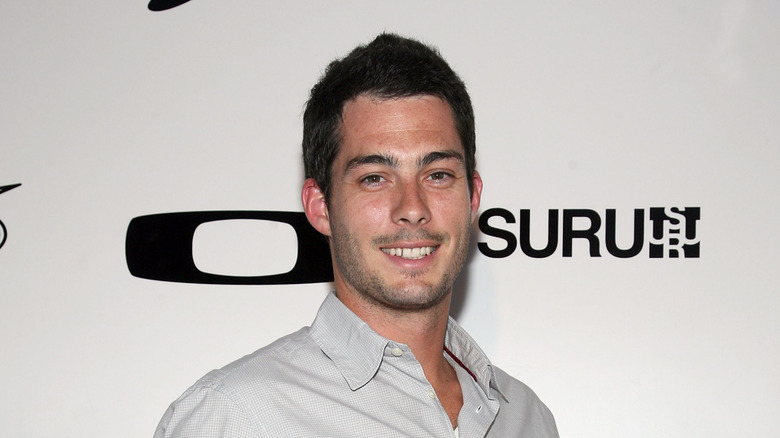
[
  {"x1": 428, "y1": 171, "x2": 451, "y2": 181},
  {"x1": 426, "y1": 171, "x2": 455, "y2": 184},
  {"x1": 360, "y1": 174, "x2": 386, "y2": 186}
]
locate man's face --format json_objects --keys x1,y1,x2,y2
[{"x1": 321, "y1": 94, "x2": 482, "y2": 311}]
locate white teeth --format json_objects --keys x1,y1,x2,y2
[{"x1": 382, "y1": 246, "x2": 435, "y2": 259}]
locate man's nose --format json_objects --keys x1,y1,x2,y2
[{"x1": 392, "y1": 181, "x2": 431, "y2": 226}]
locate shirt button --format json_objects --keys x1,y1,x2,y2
[
  {"x1": 391, "y1": 347, "x2": 403, "y2": 357},
  {"x1": 426, "y1": 389, "x2": 437, "y2": 399}
]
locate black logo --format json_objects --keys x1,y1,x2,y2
[
  {"x1": 148, "y1": 0, "x2": 192, "y2": 11},
  {"x1": 0, "y1": 184, "x2": 22, "y2": 250},
  {"x1": 478, "y1": 207, "x2": 700, "y2": 258},
  {"x1": 126, "y1": 211, "x2": 333, "y2": 284},
  {"x1": 126, "y1": 206, "x2": 699, "y2": 286}
]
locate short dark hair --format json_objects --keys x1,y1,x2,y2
[{"x1": 302, "y1": 33, "x2": 476, "y2": 201}]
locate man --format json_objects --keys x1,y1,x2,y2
[{"x1": 154, "y1": 33, "x2": 558, "y2": 438}]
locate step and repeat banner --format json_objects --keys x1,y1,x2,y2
[{"x1": 1, "y1": 2, "x2": 778, "y2": 437}]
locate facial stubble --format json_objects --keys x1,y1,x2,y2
[{"x1": 329, "y1": 217, "x2": 472, "y2": 312}]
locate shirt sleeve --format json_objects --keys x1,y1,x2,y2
[{"x1": 153, "y1": 383, "x2": 264, "y2": 438}]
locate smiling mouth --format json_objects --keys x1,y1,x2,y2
[{"x1": 381, "y1": 246, "x2": 438, "y2": 260}]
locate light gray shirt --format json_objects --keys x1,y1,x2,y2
[{"x1": 154, "y1": 292, "x2": 558, "y2": 437}]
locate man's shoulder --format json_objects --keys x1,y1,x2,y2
[
  {"x1": 492, "y1": 365, "x2": 541, "y2": 402},
  {"x1": 197, "y1": 326, "x2": 318, "y2": 394},
  {"x1": 490, "y1": 365, "x2": 559, "y2": 438},
  {"x1": 154, "y1": 327, "x2": 326, "y2": 438}
]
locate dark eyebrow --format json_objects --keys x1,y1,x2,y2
[
  {"x1": 343, "y1": 150, "x2": 464, "y2": 174},
  {"x1": 344, "y1": 153, "x2": 399, "y2": 174},
  {"x1": 418, "y1": 150, "x2": 464, "y2": 168}
]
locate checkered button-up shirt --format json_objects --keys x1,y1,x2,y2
[{"x1": 154, "y1": 292, "x2": 558, "y2": 437}]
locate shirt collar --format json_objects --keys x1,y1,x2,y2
[
  {"x1": 310, "y1": 292, "x2": 505, "y2": 400},
  {"x1": 444, "y1": 316, "x2": 506, "y2": 401},
  {"x1": 310, "y1": 292, "x2": 389, "y2": 390}
]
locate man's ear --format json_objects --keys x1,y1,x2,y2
[
  {"x1": 302, "y1": 178, "x2": 331, "y2": 237},
  {"x1": 469, "y1": 170, "x2": 483, "y2": 223}
]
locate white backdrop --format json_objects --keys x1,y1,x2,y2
[{"x1": 1, "y1": 1, "x2": 778, "y2": 437}]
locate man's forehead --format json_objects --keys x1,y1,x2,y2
[{"x1": 340, "y1": 95, "x2": 459, "y2": 144}]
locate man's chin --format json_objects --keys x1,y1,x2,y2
[{"x1": 374, "y1": 284, "x2": 451, "y2": 311}]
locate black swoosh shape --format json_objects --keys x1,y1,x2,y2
[
  {"x1": 148, "y1": 0, "x2": 192, "y2": 12},
  {"x1": 0, "y1": 183, "x2": 21, "y2": 196}
]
